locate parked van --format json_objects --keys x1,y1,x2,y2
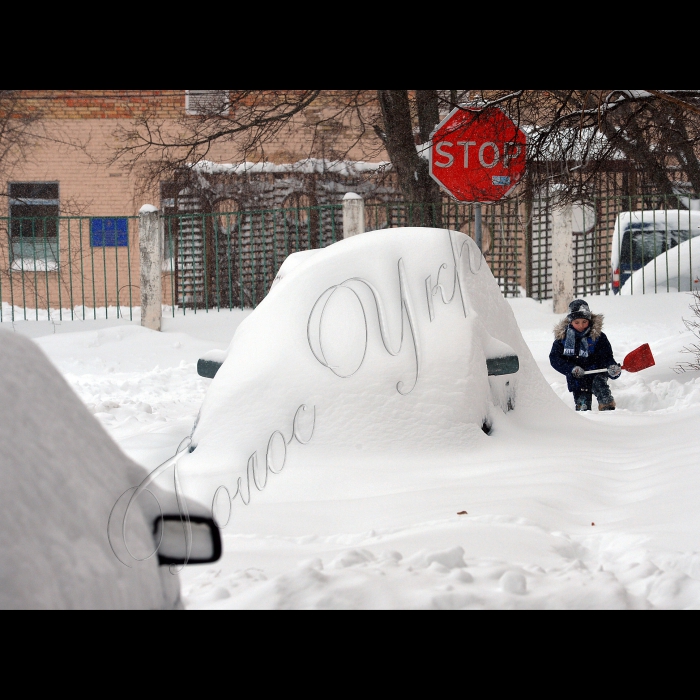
[{"x1": 611, "y1": 210, "x2": 700, "y2": 293}]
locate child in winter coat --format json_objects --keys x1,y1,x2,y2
[{"x1": 549, "y1": 299, "x2": 621, "y2": 411}]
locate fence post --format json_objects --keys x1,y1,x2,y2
[
  {"x1": 343, "y1": 193, "x2": 365, "y2": 238},
  {"x1": 139, "y1": 204, "x2": 162, "y2": 331},
  {"x1": 552, "y1": 201, "x2": 574, "y2": 314}
]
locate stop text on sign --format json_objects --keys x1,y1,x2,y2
[
  {"x1": 429, "y1": 106, "x2": 527, "y2": 203},
  {"x1": 433, "y1": 140, "x2": 523, "y2": 170}
]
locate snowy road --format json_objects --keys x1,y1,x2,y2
[{"x1": 12, "y1": 292, "x2": 700, "y2": 609}]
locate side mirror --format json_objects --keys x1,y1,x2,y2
[
  {"x1": 197, "y1": 349, "x2": 227, "y2": 378},
  {"x1": 197, "y1": 359, "x2": 222, "y2": 378},
  {"x1": 153, "y1": 515, "x2": 222, "y2": 566},
  {"x1": 487, "y1": 355, "x2": 519, "y2": 376}
]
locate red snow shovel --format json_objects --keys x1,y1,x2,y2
[{"x1": 583, "y1": 343, "x2": 655, "y2": 375}]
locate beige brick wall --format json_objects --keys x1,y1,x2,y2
[
  {"x1": 15, "y1": 90, "x2": 185, "y2": 120},
  {"x1": 0, "y1": 91, "x2": 389, "y2": 313},
  {"x1": 0, "y1": 119, "x2": 148, "y2": 311}
]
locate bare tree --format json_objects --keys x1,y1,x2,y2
[
  {"x1": 112, "y1": 91, "x2": 353, "y2": 193},
  {"x1": 478, "y1": 90, "x2": 700, "y2": 202},
  {"x1": 0, "y1": 91, "x2": 46, "y2": 198},
  {"x1": 110, "y1": 89, "x2": 700, "y2": 208},
  {"x1": 674, "y1": 289, "x2": 700, "y2": 373}
]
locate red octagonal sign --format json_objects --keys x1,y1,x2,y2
[{"x1": 429, "y1": 106, "x2": 527, "y2": 203}]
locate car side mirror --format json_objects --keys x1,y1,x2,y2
[
  {"x1": 153, "y1": 515, "x2": 222, "y2": 566},
  {"x1": 197, "y1": 359, "x2": 222, "y2": 378},
  {"x1": 197, "y1": 349, "x2": 227, "y2": 378},
  {"x1": 486, "y1": 355, "x2": 519, "y2": 376}
]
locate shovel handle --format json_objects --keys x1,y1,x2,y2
[{"x1": 582, "y1": 367, "x2": 614, "y2": 375}]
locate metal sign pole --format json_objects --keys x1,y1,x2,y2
[{"x1": 475, "y1": 202, "x2": 483, "y2": 251}]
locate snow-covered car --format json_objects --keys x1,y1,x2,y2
[
  {"x1": 611, "y1": 210, "x2": 700, "y2": 293},
  {"x1": 179, "y1": 226, "x2": 554, "y2": 524},
  {"x1": 620, "y1": 233, "x2": 700, "y2": 294},
  {"x1": 0, "y1": 329, "x2": 222, "y2": 610}
]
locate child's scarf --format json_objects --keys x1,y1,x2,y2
[{"x1": 564, "y1": 325, "x2": 590, "y2": 357}]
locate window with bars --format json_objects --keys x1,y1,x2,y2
[
  {"x1": 8, "y1": 182, "x2": 59, "y2": 271},
  {"x1": 185, "y1": 90, "x2": 229, "y2": 115}
]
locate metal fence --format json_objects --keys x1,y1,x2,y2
[
  {"x1": 363, "y1": 200, "x2": 524, "y2": 297},
  {"x1": 529, "y1": 193, "x2": 700, "y2": 300},
  {"x1": 162, "y1": 205, "x2": 343, "y2": 312},
  {"x1": 1, "y1": 194, "x2": 698, "y2": 322},
  {"x1": 0, "y1": 215, "x2": 139, "y2": 322}
]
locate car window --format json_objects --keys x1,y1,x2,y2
[{"x1": 620, "y1": 227, "x2": 695, "y2": 268}]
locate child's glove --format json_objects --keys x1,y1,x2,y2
[
  {"x1": 608, "y1": 364, "x2": 622, "y2": 378},
  {"x1": 571, "y1": 366, "x2": 585, "y2": 378}
]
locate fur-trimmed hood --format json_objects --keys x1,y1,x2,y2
[{"x1": 554, "y1": 313, "x2": 604, "y2": 341}]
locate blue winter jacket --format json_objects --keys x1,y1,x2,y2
[{"x1": 549, "y1": 313, "x2": 620, "y2": 392}]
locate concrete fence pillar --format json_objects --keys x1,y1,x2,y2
[
  {"x1": 139, "y1": 204, "x2": 162, "y2": 331},
  {"x1": 343, "y1": 192, "x2": 365, "y2": 238},
  {"x1": 552, "y1": 202, "x2": 574, "y2": 314}
]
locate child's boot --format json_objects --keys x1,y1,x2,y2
[
  {"x1": 575, "y1": 393, "x2": 592, "y2": 411},
  {"x1": 592, "y1": 375, "x2": 616, "y2": 411}
]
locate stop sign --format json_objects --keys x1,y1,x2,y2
[{"x1": 429, "y1": 106, "x2": 527, "y2": 203}]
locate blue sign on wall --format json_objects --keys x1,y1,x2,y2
[{"x1": 91, "y1": 218, "x2": 129, "y2": 247}]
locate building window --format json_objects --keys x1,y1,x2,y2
[
  {"x1": 160, "y1": 182, "x2": 179, "y2": 271},
  {"x1": 90, "y1": 218, "x2": 129, "y2": 247},
  {"x1": 9, "y1": 182, "x2": 59, "y2": 271},
  {"x1": 185, "y1": 90, "x2": 229, "y2": 116}
]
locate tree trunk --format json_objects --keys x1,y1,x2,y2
[
  {"x1": 416, "y1": 90, "x2": 440, "y2": 143},
  {"x1": 377, "y1": 90, "x2": 443, "y2": 227}
]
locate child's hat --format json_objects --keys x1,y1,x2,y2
[{"x1": 568, "y1": 299, "x2": 591, "y2": 321}]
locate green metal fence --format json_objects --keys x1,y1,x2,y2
[
  {"x1": 363, "y1": 200, "x2": 524, "y2": 297},
  {"x1": 161, "y1": 200, "x2": 525, "y2": 314},
  {"x1": 2, "y1": 195, "x2": 697, "y2": 323},
  {"x1": 161, "y1": 205, "x2": 342, "y2": 313},
  {"x1": 0, "y1": 215, "x2": 139, "y2": 322}
]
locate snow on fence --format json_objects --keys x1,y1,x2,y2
[{"x1": 1, "y1": 194, "x2": 696, "y2": 324}]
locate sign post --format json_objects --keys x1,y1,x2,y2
[
  {"x1": 429, "y1": 106, "x2": 527, "y2": 250},
  {"x1": 474, "y1": 202, "x2": 483, "y2": 251}
]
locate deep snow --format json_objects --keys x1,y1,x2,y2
[{"x1": 7, "y1": 278, "x2": 700, "y2": 609}]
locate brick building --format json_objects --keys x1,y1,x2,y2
[
  {"x1": 0, "y1": 91, "x2": 403, "y2": 314},
  {"x1": 1, "y1": 91, "x2": 656, "y2": 317}
]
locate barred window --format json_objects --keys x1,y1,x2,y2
[
  {"x1": 185, "y1": 90, "x2": 229, "y2": 115},
  {"x1": 8, "y1": 182, "x2": 59, "y2": 271}
]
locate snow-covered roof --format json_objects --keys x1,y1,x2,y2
[{"x1": 192, "y1": 158, "x2": 392, "y2": 176}]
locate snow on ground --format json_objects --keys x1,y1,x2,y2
[{"x1": 8, "y1": 289, "x2": 700, "y2": 609}]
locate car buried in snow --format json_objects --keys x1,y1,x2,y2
[
  {"x1": 0, "y1": 329, "x2": 222, "y2": 610},
  {"x1": 178, "y1": 227, "x2": 539, "y2": 525}
]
